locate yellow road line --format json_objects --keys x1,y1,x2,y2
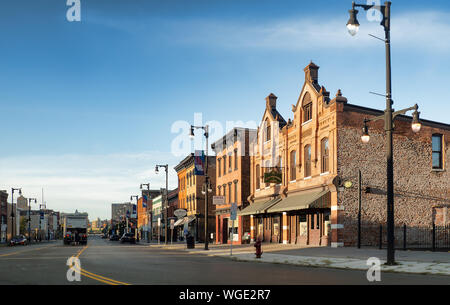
[
  {"x1": 79, "y1": 270, "x2": 119, "y2": 285},
  {"x1": 79, "y1": 268, "x2": 130, "y2": 285},
  {"x1": 71, "y1": 245, "x2": 131, "y2": 285},
  {"x1": 76, "y1": 245, "x2": 89, "y2": 258},
  {"x1": 0, "y1": 246, "x2": 51, "y2": 258}
]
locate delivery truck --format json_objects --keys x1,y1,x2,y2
[{"x1": 63, "y1": 213, "x2": 88, "y2": 245}]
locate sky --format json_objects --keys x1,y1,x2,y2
[{"x1": 1, "y1": 0, "x2": 449, "y2": 220}]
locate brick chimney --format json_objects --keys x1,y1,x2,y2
[
  {"x1": 304, "y1": 61, "x2": 319, "y2": 85},
  {"x1": 266, "y1": 93, "x2": 277, "y2": 110}
]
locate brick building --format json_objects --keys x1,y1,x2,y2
[
  {"x1": 174, "y1": 153, "x2": 216, "y2": 242},
  {"x1": 212, "y1": 127, "x2": 256, "y2": 244},
  {"x1": 241, "y1": 62, "x2": 449, "y2": 247},
  {"x1": 137, "y1": 189, "x2": 163, "y2": 240}
]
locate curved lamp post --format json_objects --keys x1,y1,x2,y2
[
  {"x1": 347, "y1": 1, "x2": 422, "y2": 265},
  {"x1": 10, "y1": 188, "x2": 22, "y2": 241},
  {"x1": 155, "y1": 164, "x2": 169, "y2": 245},
  {"x1": 190, "y1": 124, "x2": 210, "y2": 250},
  {"x1": 27, "y1": 198, "x2": 37, "y2": 242}
]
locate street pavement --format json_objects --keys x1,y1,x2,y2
[{"x1": 0, "y1": 235, "x2": 448, "y2": 285}]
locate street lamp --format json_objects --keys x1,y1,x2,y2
[
  {"x1": 190, "y1": 124, "x2": 210, "y2": 250},
  {"x1": 28, "y1": 198, "x2": 37, "y2": 242},
  {"x1": 155, "y1": 164, "x2": 169, "y2": 245},
  {"x1": 130, "y1": 195, "x2": 139, "y2": 242},
  {"x1": 348, "y1": 1, "x2": 422, "y2": 265},
  {"x1": 140, "y1": 183, "x2": 151, "y2": 243},
  {"x1": 10, "y1": 188, "x2": 22, "y2": 241}
]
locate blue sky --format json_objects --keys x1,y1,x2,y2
[{"x1": 1, "y1": 0, "x2": 449, "y2": 219}]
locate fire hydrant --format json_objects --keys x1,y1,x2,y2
[{"x1": 254, "y1": 239, "x2": 263, "y2": 258}]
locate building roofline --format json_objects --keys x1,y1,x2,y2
[
  {"x1": 344, "y1": 103, "x2": 450, "y2": 131},
  {"x1": 211, "y1": 127, "x2": 257, "y2": 151}
]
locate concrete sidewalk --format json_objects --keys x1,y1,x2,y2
[{"x1": 147, "y1": 242, "x2": 450, "y2": 276}]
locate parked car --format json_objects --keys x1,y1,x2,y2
[
  {"x1": 109, "y1": 234, "x2": 120, "y2": 241},
  {"x1": 9, "y1": 235, "x2": 28, "y2": 246},
  {"x1": 120, "y1": 233, "x2": 136, "y2": 244}
]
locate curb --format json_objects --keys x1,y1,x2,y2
[{"x1": 215, "y1": 254, "x2": 450, "y2": 277}]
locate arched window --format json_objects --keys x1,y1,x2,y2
[
  {"x1": 304, "y1": 145, "x2": 311, "y2": 178},
  {"x1": 321, "y1": 138, "x2": 329, "y2": 173},
  {"x1": 290, "y1": 151, "x2": 296, "y2": 181},
  {"x1": 255, "y1": 164, "x2": 260, "y2": 189},
  {"x1": 302, "y1": 92, "x2": 312, "y2": 123}
]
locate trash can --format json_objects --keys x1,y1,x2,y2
[{"x1": 186, "y1": 235, "x2": 195, "y2": 249}]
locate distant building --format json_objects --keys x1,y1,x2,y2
[
  {"x1": 111, "y1": 203, "x2": 133, "y2": 224},
  {"x1": 0, "y1": 191, "x2": 8, "y2": 243}
]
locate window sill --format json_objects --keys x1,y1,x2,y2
[
  {"x1": 320, "y1": 172, "x2": 330, "y2": 176},
  {"x1": 289, "y1": 180, "x2": 297, "y2": 184},
  {"x1": 302, "y1": 120, "x2": 312, "y2": 126},
  {"x1": 304, "y1": 176, "x2": 312, "y2": 180},
  {"x1": 431, "y1": 168, "x2": 445, "y2": 172}
]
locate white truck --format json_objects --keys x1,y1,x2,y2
[{"x1": 63, "y1": 213, "x2": 88, "y2": 245}]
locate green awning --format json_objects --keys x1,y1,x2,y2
[
  {"x1": 237, "y1": 197, "x2": 281, "y2": 216},
  {"x1": 266, "y1": 190, "x2": 330, "y2": 213}
]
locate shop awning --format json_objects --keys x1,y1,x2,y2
[
  {"x1": 173, "y1": 218, "x2": 185, "y2": 227},
  {"x1": 237, "y1": 197, "x2": 281, "y2": 216},
  {"x1": 173, "y1": 215, "x2": 196, "y2": 227},
  {"x1": 266, "y1": 190, "x2": 330, "y2": 213}
]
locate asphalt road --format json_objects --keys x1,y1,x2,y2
[{"x1": 0, "y1": 235, "x2": 448, "y2": 285}]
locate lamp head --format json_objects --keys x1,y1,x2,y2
[
  {"x1": 155, "y1": 166, "x2": 159, "y2": 174},
  {"x1": 189, "y1": 126, "x2": 195, "y2": 140},
  {"x1": 361, "y1": 120, "x2": 370, "y2": 143},
  {"x1": 411, "y1": 109, "x2": 421, "y2": 133},
  {"x1": 347, "y1": 4, "x2": 360, "y2": 36}
]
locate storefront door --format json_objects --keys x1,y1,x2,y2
[{"x1": 222, "y1": 218, "x2": 228, "y2": 244}]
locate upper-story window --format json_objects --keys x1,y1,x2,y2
[
  {"x1": 432, "y1": 134, "x2": 443, "y2": 169},
  {"x1": 265, "y1": 160, "x2": 270, "y2": 187},
  {"x1": 290, "y1": 151, "x2": 296, "y2": 181},
  {"x1": 228, "y1": 153, "x2": 232, "y2": 172},
  {"x1": 234, "y1": 149, "x2": 238, "y2": 170},
  {"x1": 321, "y1": 138, "x2": 329, "y2": 173},
  {"x1": 218, "y1": 158, "x2": 221, "y2": 177},
  {"x1": 265, "y1": 119, "x2": 271, "y2": 142},
  {"x1": 304, "y1": 145, "x2": 311, "y2": 178},
  {"x1": 302, "y1": 92, "x2": 313, "y2": 123},
  {"x1": 228, "y1": 183, "x2": 232, "y2": 204},
  {"x1": 303, "y1": 103, "x2": 312, "y2": 122},
  {"x1": 223, "y1": 155, "x2": 227, "y2": 174},
  {"x1": 255, "y1": 164, "x2": 260, "y2": 190},
  {"x1": 234, "y1": 181, "x2": 238, "y2": 203}
]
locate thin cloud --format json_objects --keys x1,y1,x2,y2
[
  {"x1": 0, "y1": 152, "x2": 180, "y2": 220},
  {"x1": 164, "y1": 11, "x2": 450, "y2": 52}
]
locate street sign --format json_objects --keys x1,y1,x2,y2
[
  {"x1": 230, "y1": 203, "x2": 237, "y2": 221},
  {"x1": 213, "y1": 196, "x2": 225, "y2": 205},
  {"x1": 174, "y1": 209, "x2": 187, "y2": 218}
]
